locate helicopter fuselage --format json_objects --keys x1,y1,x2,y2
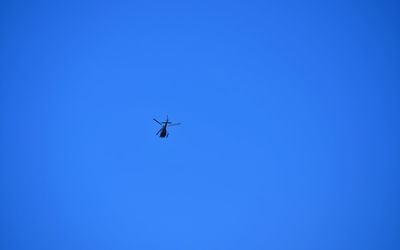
[{"x1": 160, "y1": 126, "x2": 167, "y2": 137}]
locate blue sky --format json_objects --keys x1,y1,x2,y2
[{"x1": 1, "y1": 1, "x2": 400, "y2": 249}]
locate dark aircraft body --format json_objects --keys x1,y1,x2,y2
[
  {"x1": 159, "y1": 126, "x2": 167, "y2": 138},
  {"x1": 153, "y1": 115, "x2": 181, "y2": 138}
]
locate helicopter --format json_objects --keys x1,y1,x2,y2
[{"x1": 153, "y1": 115, "x2": 181, "y2": 138}]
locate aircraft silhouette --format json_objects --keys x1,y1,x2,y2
[{"x1": 153, "y1": 115, "x2": 181, "y2": 138}]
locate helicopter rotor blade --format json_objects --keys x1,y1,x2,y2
[
  {"x1": 153, "y1": 118, "x2": 162, "y2": 125},
  {"x1": 168, "y1": 123, "x2": 181, "y2": 127},
  {"x1": 156, "y1": 128, "x2": 162, "y2": 135}
]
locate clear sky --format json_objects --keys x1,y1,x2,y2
[{"x1": 1, "y1": 1, "x2": 400, "y2": 249}]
